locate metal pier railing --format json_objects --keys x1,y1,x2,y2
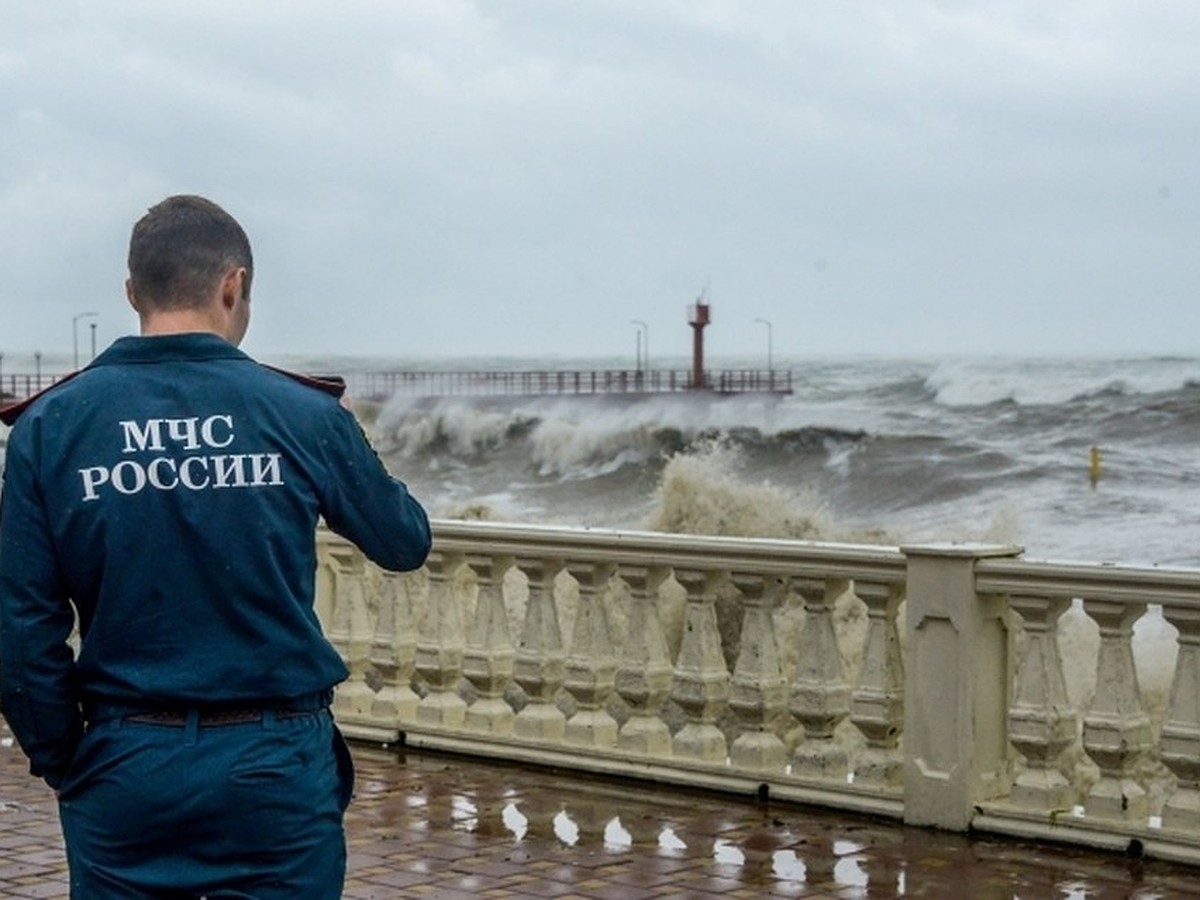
[{"x1": 1, "y1": 368, "x2": 792, "y2": 406}]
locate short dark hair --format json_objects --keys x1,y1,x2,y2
[{"x1": 127, "y1": 195, "x2": 253, "y2": 311}]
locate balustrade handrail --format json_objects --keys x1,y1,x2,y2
[
  {"x1": 976, "y1": 556, "x2": 1200, "y2": 605},
  {"x1": 430, "y1": 519, "x2": 907, "y2": 583}
]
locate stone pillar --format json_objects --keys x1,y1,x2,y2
[
  {"x1": 563, "y1": 562, "x2": 620, "y2": 747},
  {"x1": 1080, "y1": 598, "x2": 1151, "y2": 822},
  {"x1": 790, "y1": 576, "x2": 852, "y2": 780},
  {"x1": 462, "y1": 554, "x2": 517, "y2": 735},
  {"x1": 1007, "y1": 594, "x2": 1077, "y2": 812},
  {"x1": 1161, "y1": 604, "x2": 1200, "y2": 830},
  {"x1": 513, "y1": 556, "x2": 567, "y2": 741},
  {"x1": 369, "y1": 570, "x2": 421, "y2": 726},
  {"x1": 670, "y1": 568, "x2": 731, "y2": 762},
  {"x1": 850, "y1": 579, "x2": 905, "y2": 788},
  {"x1": 327, "y1": 543, "x2": 375, "y2": 720},
  {"x1": 415, "y1": 551, "x2": 468, "y2": 727},
  {"x1": 902, "y1": 543, "x2": 1022, "y2": 830},
  {"x1": 615, "y1": 565, "x2": 674, "y2": 755},
  {"x1": 728, "y1": 573, "x2": 788, "y2": 771}
]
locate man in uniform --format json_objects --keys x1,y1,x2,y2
[{"x1": 0, "y1": 195, "x2": 432, "y2": 898}]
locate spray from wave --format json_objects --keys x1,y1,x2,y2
[{"x1": 643, "y1": 439, "x2": 836, "y2": 540}]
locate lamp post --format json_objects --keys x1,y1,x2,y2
[
  {"x1": 73, "y1": 312, "x2": 98, "y2": 370},
  {"x1": 630, "y1": 319, "x2": 648, "y2": 373},
  {"x1": 754, "y1": 318, "x2": 773, "y2": 373},
  {"x1": 90, "y1": 322, "x2": 98, "y2": 361}
]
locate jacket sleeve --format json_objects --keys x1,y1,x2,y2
[
  {"x1": 315, "y1": 403, "x2": 432, "y2": 572},
  {"x1": 0, "y1": 423, "x2": 83, "y2": 789}
]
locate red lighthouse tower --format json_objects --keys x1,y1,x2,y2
[{"x1": 688, "y1": 293, "x2": 710, "y2": 390}]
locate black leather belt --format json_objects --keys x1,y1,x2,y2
[{"x1": 125, "y1": 708, "x2": 316, "y2": 727}]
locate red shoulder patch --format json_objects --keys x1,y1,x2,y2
[
  {"x1": 0, "y1": 371, "x2": 83, "y2": 426},
  {"x1": 260, "y1": 365, "x2": 347, "y2": 399}
]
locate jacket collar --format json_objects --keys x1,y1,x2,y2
[{"x1": 90, "y1": 333, "x2": 250, "y2": 367}]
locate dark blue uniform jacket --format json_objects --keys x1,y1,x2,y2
[{"x1": 0, "y1": 333, "x2": 431, "y2": 786}]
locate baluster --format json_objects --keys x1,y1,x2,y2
[
  {"x1": 850, "y1": 580, "x2": 905, "y2": 788},
  {"x1": 1160, "y1": 604, "x2": 1200, "y2": 829},
  {"x1": 1080, "y1": 598, "x2": 1152, "y2": 822},
  {"x1": 313, "y1": 538, "x2": 337, "y2": 628},
  {"x1": 513, "y1": 556, "x2": 568, "y2": 741},
  {"x1": 1007, "y1": 594, "x2": 1078, "y2": 811},
  {"x1": 564, "y1": 562, "x2": 620, "y2": 747},
  {"x1": 368, "y1": 570, "x2": 422, "y2": 727},
  {"x1": 728, "y1": 573, "x2": 788, "y2": 771},
  {"x1": 615, "y1": 565, "x2": 674, "y2": 754},
  {"x1": 415, "y1": 551, "x2": 468, "y2": 727},
  {"x1": 670, "y1": 569, "x2": 732, "y2": 762},
  {"x1": 462, "y1": 554, "x2": 517, "y2": 735},
  {"x1": 326, "y1": 543, "x2": 375, "y2": 720},
  {"x1": 790, "y1": 576, "x2": 852, "y2": 780}
]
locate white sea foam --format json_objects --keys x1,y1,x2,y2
[{"x1": 643, "y1": 439, "x2": 840, "y2": 540}]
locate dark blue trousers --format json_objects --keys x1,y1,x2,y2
[{"x1": 57, "y1": 709, "x2": 354, "y2": 899}]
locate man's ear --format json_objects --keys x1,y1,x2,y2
[
  {"x1": 219, "y1": 267, "x2": 246, "y2": 311},
  {"x1": 124, "y1": 278, "x2": 140, "y2": 313}
]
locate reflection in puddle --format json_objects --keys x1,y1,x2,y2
[
  {"x1": 553, "y1": 811, "x2": 579, "y2": 846},
  {"x1": 659, "y1": 826, "x2": 687, "y2": 851},
  {"x1": 604, "y1": 817, "x2": 632, "y2": 850},
  {"x1": 501, "y1": 802, "x2": 528, "y2": 840},
  {"x1": 713, "y1": 839, "x2": 744, "y2": 866},
  {"x1": 773, "y1": 850, "x2": 806, "y2": 881},
  {"x1": 835, "y1": 856, "x2": 868, "y2": 887},
  {"x1": 451, "y1": 795, "x2": 477, "y2": 831},
  {"x1": 397, "y1": 784, "x2": 1146, "y2": 898}
]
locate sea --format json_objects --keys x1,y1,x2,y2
[
  {"x1": 316, "y1": 352, "x2": 1200, "y2": 570},
  {"x1": 4, "y1": 352, "x2": 1200, "y2": 569}
]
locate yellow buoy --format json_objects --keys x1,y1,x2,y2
[{"x1": 1089, "y1": 446, "x2": 1102, "y2": 487}]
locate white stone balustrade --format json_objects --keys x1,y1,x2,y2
[
  {"x1": 1007, "y1": 594, "x2": 1077, "y2": 812},
  {"x1": 849, "y1": 579, "x2": 905, "y2": 788},
  {"x1": 728, "y1": 573, "x2": 789, "y2": 771},
  {"x1": 462, "y1": 553, "x2": 516, "y2": 735},
  {"x1": 614, "y1": 564, "x2": 674, "y2": 755},
  {"x1": 670, "y1": 568, "x2": 732, "y2": 762},
  {"x1": 367, "y1": 570, "x2": 420, "y2": 731},
  {"x1": 790, "y1": 575, "x2": 852, "y2": 781},
  {"x1": 1161, "y1": 602, "x2": 1200, "y2": 831},
  {"x1": 513, "y1": 556, "x2": 568, "y2": 741},
  {"x1": 413, "y1": 550, "x2": 468, "y2": 728},
  {"x1": 563, "y1": 561, "x2": 619, "y2": 747},
  {"x1": 316, "y1": 523, "x2": 1200, "y2": 866}
]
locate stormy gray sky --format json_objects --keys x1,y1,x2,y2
[{"x1": 1, "y1": 1, "x2": 1197, "y2": 362}]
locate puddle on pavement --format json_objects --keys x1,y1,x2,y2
[{"x1": 350, "y1": 748, "x2": 1199, "y2": 897}]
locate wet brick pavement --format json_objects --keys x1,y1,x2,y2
[{"x1": 1, "y1": 722, "x2": 1199, "y2": 898}]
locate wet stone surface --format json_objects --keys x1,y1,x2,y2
[
  {"x1": 343, "y1": 746, "x2": 1200, "y2": 899},
  {"x1": 1, "y1": 722, "x2": 1199, "y2": 897}
]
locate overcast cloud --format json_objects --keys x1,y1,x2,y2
[{"x1": 1, "y1": 1, "x2": 1197, "y2": 362}]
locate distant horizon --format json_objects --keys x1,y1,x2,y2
[{"x1": 2, "y1": 346, "x2": 1200, "y2": 377}]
